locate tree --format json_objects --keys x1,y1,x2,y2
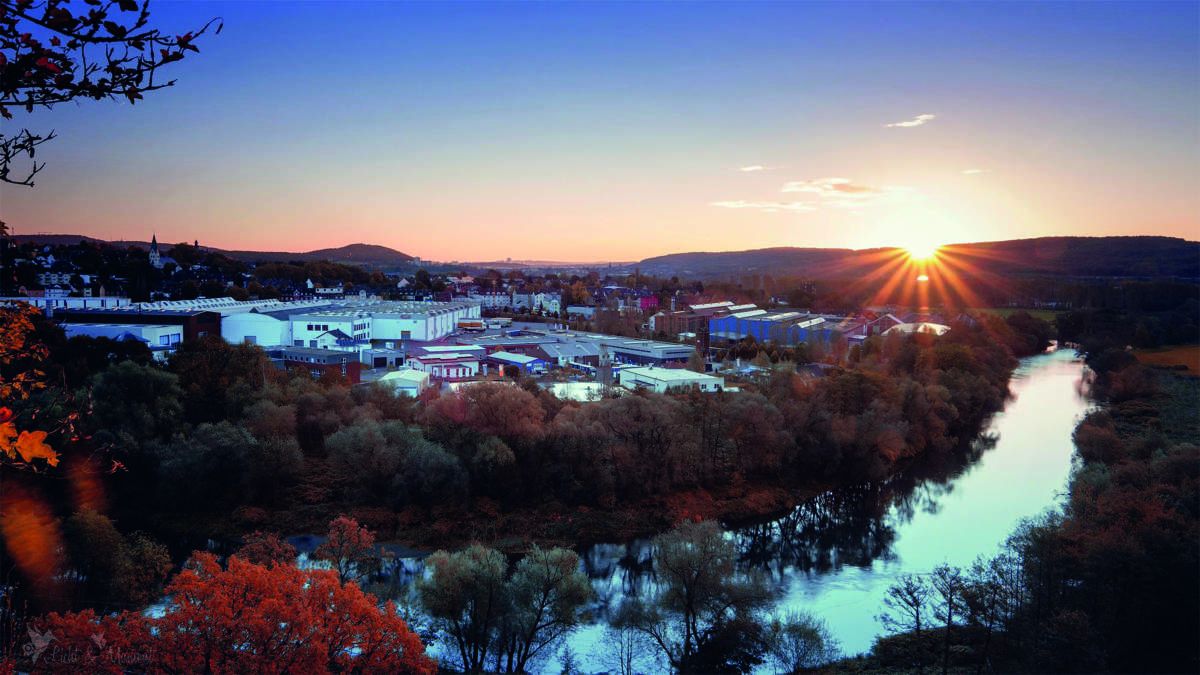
[
  {"x1": 930, "y1": 563, "x2": 963, "y2": 675},
  {"x1": 314, "y1": 516, "x2": 379, "y2": 585},
  {"x1": 764, "y1": 611, "x2": 841, "y2": 673},
  {"x1": 497, "y1": 546, "x2": 591, "y2": 673},
  {"x1": 236, "y1": 530, "x2": 297, "y2": 567},
  {"x1": 418, "y1": 544, "x2": 509, "y2": 673},
  {"x1": 0, "y1": 303, "x2": 61, "y2": 469},
  {"x1": 37, "y1": 553, "x2": 436, "y2": 673},
  {"x1": 168, "y1": 336, "x2": 270, "y2": 424},
  {"x1": 0, "y1": 0, "x2": 220, "y2": 185},
  {"x1": 90, "y1": 360, "x2": 183, "y2": 448},
  {"x1": 61, "y1": 510, "x2": 171, "y2": 610},
  {"x1": 878, "y1": 573, "x2": 930, "y2": 639},
  {"x1": 615, "y1": 520, "x2": 770, "y2": 671},
  {"x1": 687, "y1": 347, "x2": 707, "y2": 373}
]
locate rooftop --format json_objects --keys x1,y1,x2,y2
[
  {"x1": 622, "y1": 366, "x2": 723, "y2": 382},
  {"x1": 488, "y1": 351, "x2": 542, "y2": 365}
]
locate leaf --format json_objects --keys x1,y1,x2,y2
[
  {"x1": 0, "y1": 421, "x2": 18, "y2": 460},
  {"x1": 118, "y1": 0, "x2": 139, "y2": 11},
  {"x1": 15, "y1": 430, "x2": 58, "y2": 466}
]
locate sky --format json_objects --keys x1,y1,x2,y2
[{"x1": 1, "y1": 1, "x2": 1197, "y2": 262}]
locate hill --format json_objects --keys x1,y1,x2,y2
[
  {"x1": 221, "y1": 243, "x2": 415, "y2": 266},
  {"x1": 638, "y1": 236, "x2": 1200, "y2": 280},
  {"x1": 9, "y1": 235, "x2": 416, "y2": 268}
]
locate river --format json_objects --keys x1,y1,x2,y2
[
  {"x1": 554, "y1": 347, "x2": 1093, "y2": 669},
  {"x1": 286, "y1": 348, "x2": 1091, "y2": 672}
]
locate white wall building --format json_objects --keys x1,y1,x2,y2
[
  {"x1": 377, "y1": 368, "x2": 431, "y2": 397},
  {"x1": 618, "y1": 366, "x2": 725, "y2": 393}
]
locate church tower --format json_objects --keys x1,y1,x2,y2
[{"x1": 149, "y1": 234, "x2": 162, "y2": 269}]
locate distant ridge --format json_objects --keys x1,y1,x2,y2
[
  {"x1": 637, "y1": 236, "x2": 1200, "y2": 279},
  {"x1": 8, "y1": 235, "x2": 416, "y2": 267}
]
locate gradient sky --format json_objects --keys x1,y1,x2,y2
[{"x1": 1, "y1": 1, "x2": 1197, "y2": 262}]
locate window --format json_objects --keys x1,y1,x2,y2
[
  {"x1": 309, "y1": 340, "x2": 317, "y2": 348},
  {"x1": 294, "y1": 340, "x2": 304, "y2": 347},
  {"x1": 159, "y1": 335, "x2": 170, "y2": 346},
  {"x1": 244, "y1": 336, "x2": 257, "y2": 345}
]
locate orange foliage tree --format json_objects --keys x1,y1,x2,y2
[{"x1": 31, "y1": 552, "x2": 435, "y2": 674}]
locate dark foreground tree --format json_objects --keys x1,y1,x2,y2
[
  {"x1": 615, "y1": 520, "x2": 771, "y2": 672},
  {"x1": 1, "y1": 0, "x2": 220, "y2": 185}
]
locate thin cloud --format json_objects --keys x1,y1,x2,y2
[
  {"x1": 886, "y1": 113, "x2": 936, "y2": 128},
  {"x1": 781, "y1": 177, "x2": 881, "y2": 197},
  {"x1": 737, "y1": 165, "x2": 773, "y2": 172},
  {"x1": 710, "y1": 200, "x2": 816, "y2": 213},
  {"x1": 962, "y1": 168, "x2": 987, "y2": 175}
]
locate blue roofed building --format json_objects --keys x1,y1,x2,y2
[{"x1": 708, "y1": 310, "x2": 840, "y2": 346}]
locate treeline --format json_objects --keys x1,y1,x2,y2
[
  {"x1": 852, "y1": 330, "x2": 1199, "y2": 672},
  {"x1": 65, "y1": 313, "x2": 1047, "y2": 545}
]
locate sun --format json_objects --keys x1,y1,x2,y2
[{"x1": 905, "y1": 243, "x2": 941, "y2": 261}]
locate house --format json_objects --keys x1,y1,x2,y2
[
  {"x1": 486, "y1": 351, "x2": 547, "y2": 375},
  {"x1": 377, "y1": 368, "x2": 430, "y2": 397},
  {"x1": 512, "y1": 291, "x2": 561, "y2": 314},
  {"x1": 618, "y1": 366, "x2": 725, "y2": 393},
  {"x1": 405, "y1": 352, "x2": 481, "y2": 381},
  {"x1": 468, "y1": 291, "x2": 512, "y2": 309}
]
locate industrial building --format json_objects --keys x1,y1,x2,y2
[
  {"x1": 618, "y1": 366, "x2": 725, "y2": 393},
  {"x1": 267, "y1": 346, "x2": 363, "y2": 384},
  {"x1": 377, "y1": 368, "x2": 431, "y2": 397},
  {"x1": 708, "y1": 310, "x2": 839, "y2": 346}
]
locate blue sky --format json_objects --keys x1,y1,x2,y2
[{"x1": 2, "y1": 1, "x2": 1197, "y2": 260}]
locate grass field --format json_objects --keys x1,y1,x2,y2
[
  {"x1": 974, "y1": 307, "x2": 1062, "y2": 322},
  {"x1": 1135, "y1": 344, "x2": 1200, "y2": 376}
]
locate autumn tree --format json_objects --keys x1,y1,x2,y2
[
  {"x1": 236, "y1": 530, "x2": 297, "y2": 567},
  {"x1": 0, "y1": 0, "x2": 220, "y2": 185},
  {"x1": 314, "y1": 516, "x2": 379, "y2": 585},
  {"x1": 0, "y1": 304, "x2": 62, "y2": 469},
  {"x1": 34, "y1": 553, "x2": 436, "y2": 673}
]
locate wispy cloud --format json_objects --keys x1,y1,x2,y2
[
  {"x1": 737, "y1": 165, "x2": 772, "y2": 172},
  {"x1": 713, "y1": 176, "x2": 913, "y2": 215},
  {"x1": 781, "y1": 177, "x2": 881, "y2": 197},
  {"x1": 710, "y1": 200, "x2": 816, "y2": 213},
  {"x1": 886, "y1": 113, "x2": 936, "y2": 128},
  {"x1": 961, "y1": 168, "x2": 987, "y2": 175}
]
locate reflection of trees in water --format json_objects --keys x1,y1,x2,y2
[{"x1": 577, "y1": 430, "x2": 1006, "y2": 614}]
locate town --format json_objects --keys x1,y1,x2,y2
[{"x1": 3, "y1": 234, "x2": 965, "y2": 398}]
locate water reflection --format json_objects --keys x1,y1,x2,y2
[{"x1": 564, "y1": 348, "x2": 1090, "y2": 663}]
